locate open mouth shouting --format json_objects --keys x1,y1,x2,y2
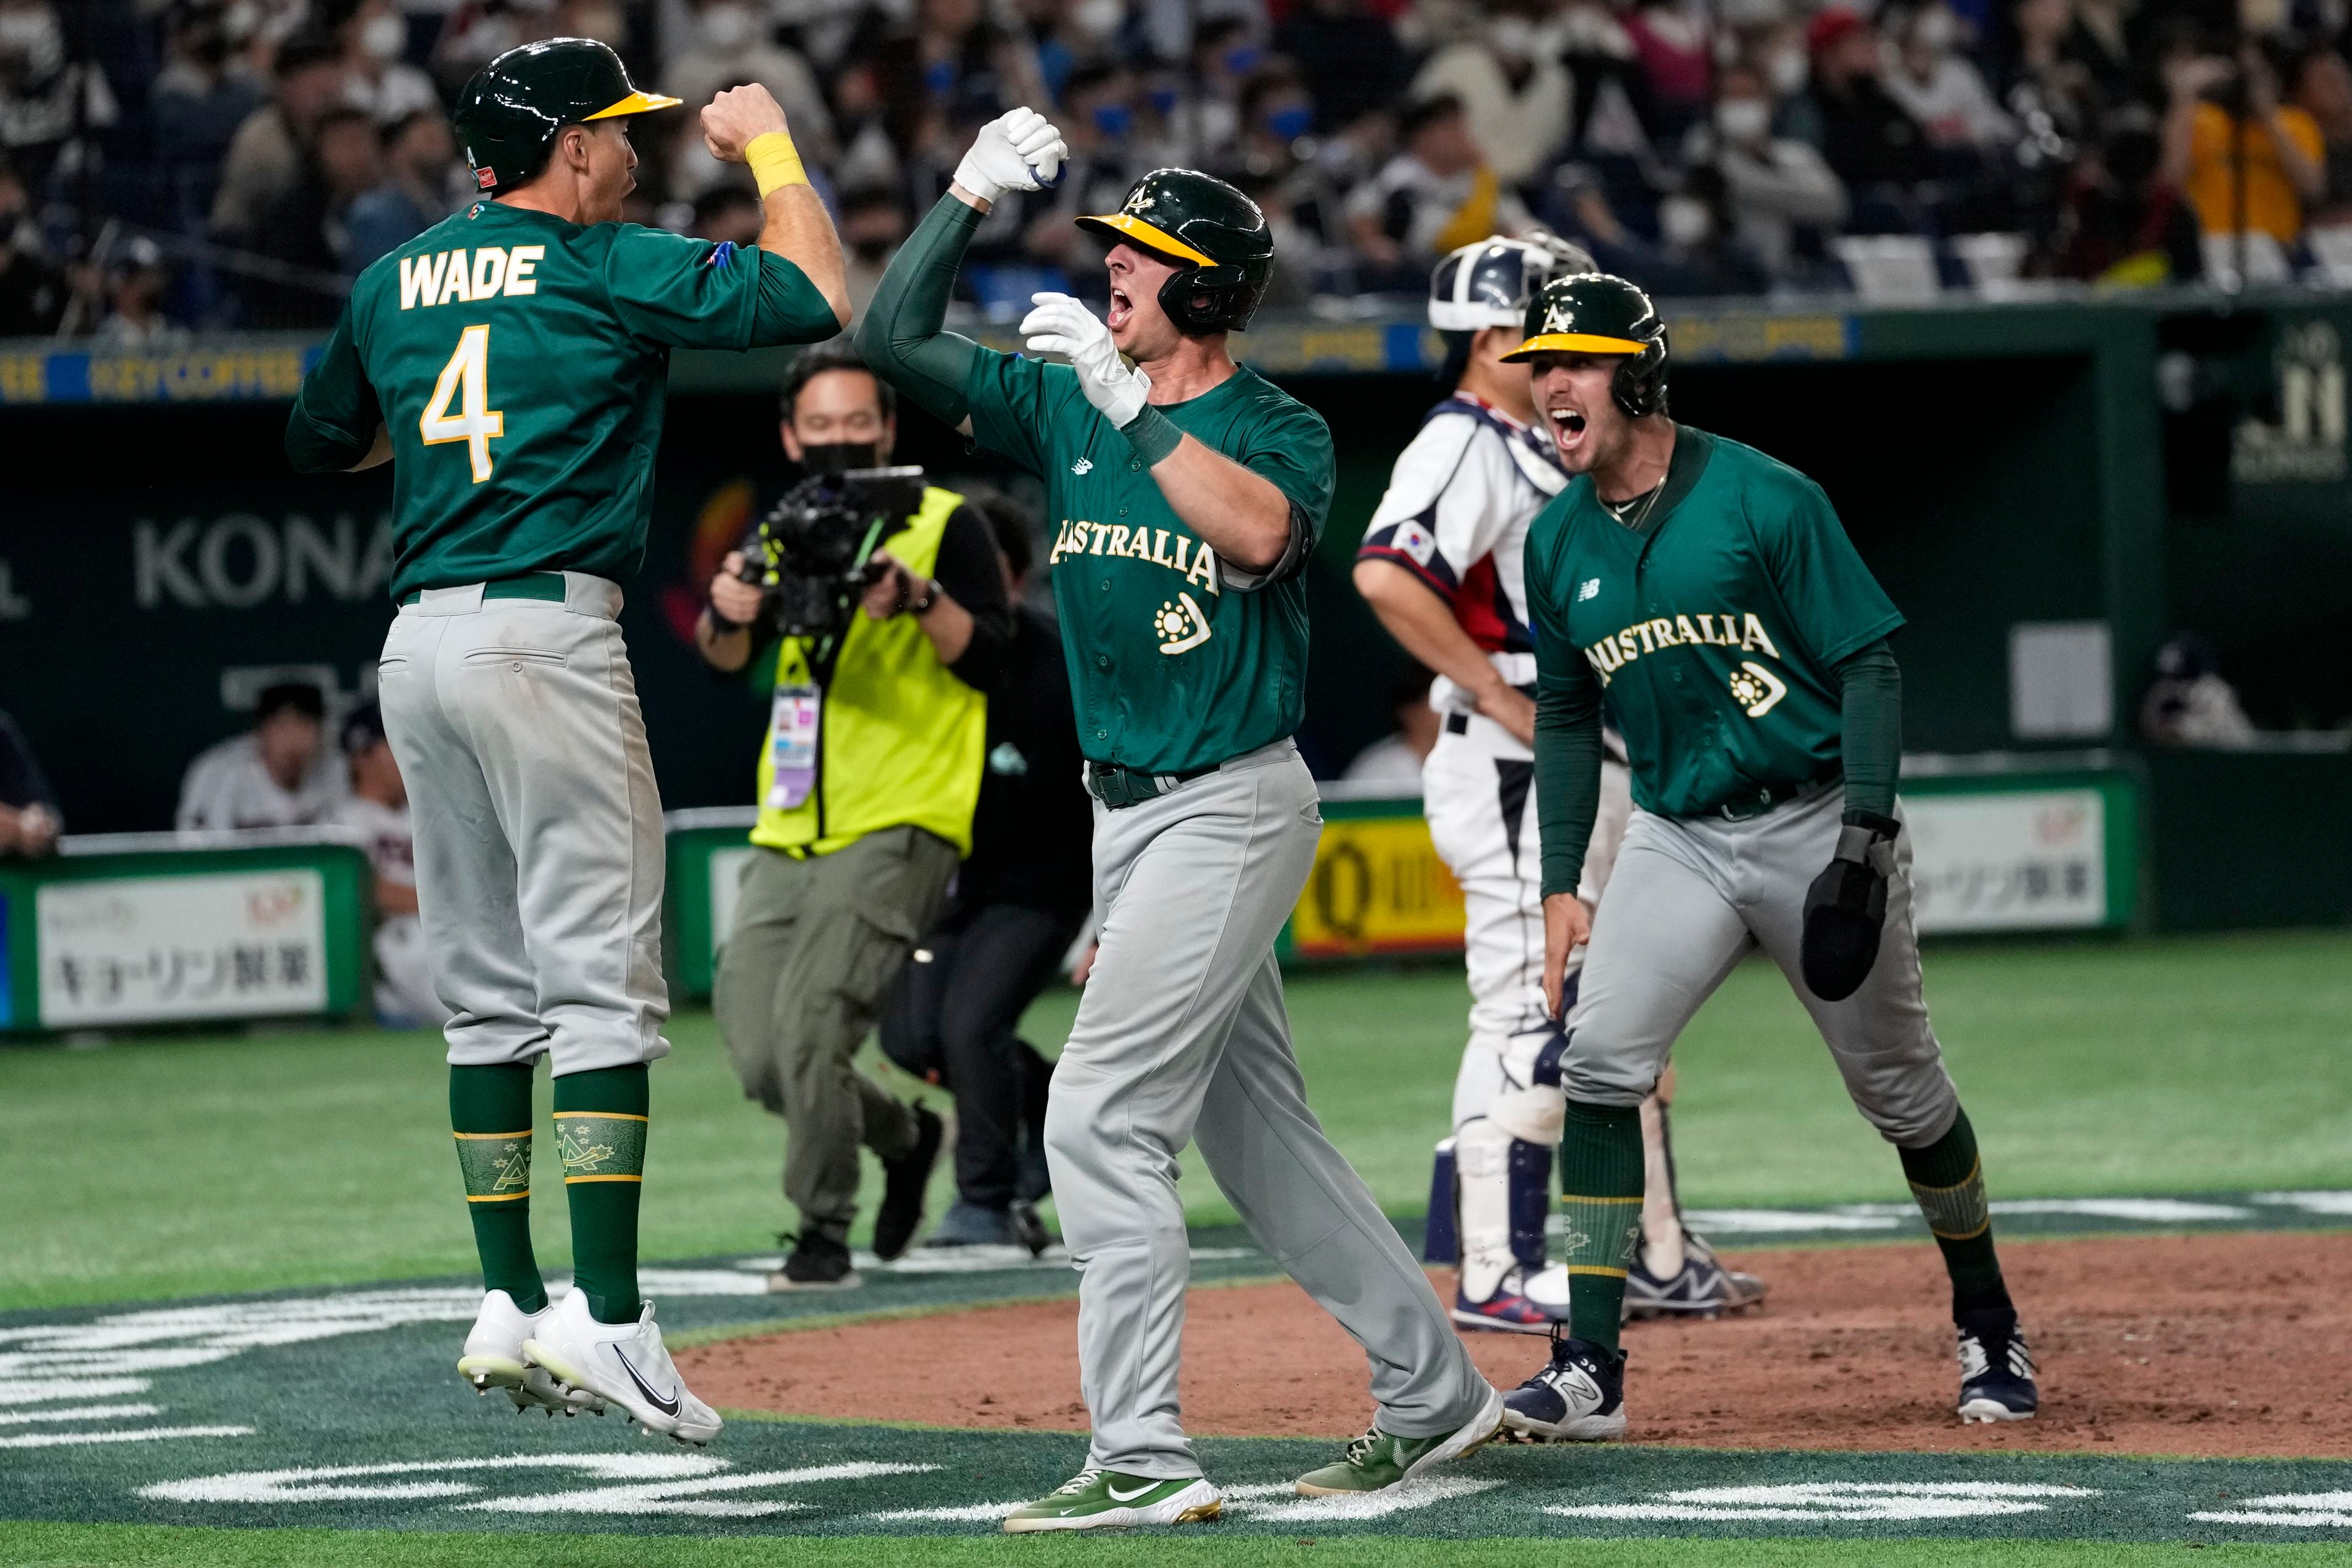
[
  {"x1": 1547, "y1": 402, "x2": 1590, "y2": 458},
  {"x1": 1106, "y1": 284, "x2": 1135, "y2": 334}
]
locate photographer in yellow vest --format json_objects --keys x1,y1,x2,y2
[{"x1": 697, "y1": 342, "x2": 1014, "y2": 1289}]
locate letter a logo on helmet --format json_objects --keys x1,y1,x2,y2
[
  {"x1": 454, "y1": 38, "x2": 681, "y2": 194},
  {"x1": 1500, "y1": 272, "x2": 1671, "y2": 419},
  {"x1": 1076, "y1": 168, "x2": 1277, "y2": 335}
]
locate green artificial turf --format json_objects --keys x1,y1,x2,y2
[
  {"x1": 3, "y1": 930, "x2": 2348, "y2": 1311},
  {"x1": 1, "y1": 1524, "x2": 2335, "y2": 1568}
]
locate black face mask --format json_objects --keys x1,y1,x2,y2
[{"x1": 797, "y1": 440, "x2": 879, "y2": 477}]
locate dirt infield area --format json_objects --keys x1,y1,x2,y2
[{"x1": 679, "y1": 1231, "x2": 2352, "y2": 1459}]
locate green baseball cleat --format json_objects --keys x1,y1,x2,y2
[
  {"x1": 1294, "y1": 1385, "x2": 1507, "y2": 1496},
  {"x1": 1001, "y1": 1467, "x2": 1224, "y2": 1533}
]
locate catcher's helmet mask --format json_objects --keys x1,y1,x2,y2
[
  {"x1": 1501, "y1": 271, "x2": 1670, "y2": 419},
  {"x1": 455, "y1": 38, "x2": 681, "y2": 194},
  {"x1": 1077, "y1": 168, "x2": 1275, "y2": 336}
]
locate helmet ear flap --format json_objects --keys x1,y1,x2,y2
[{"x1": 1611, "y1": 332, "x2": 1669, "y2": 418}]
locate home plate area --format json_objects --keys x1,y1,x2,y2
[{"x1": 6, "y1": 1197, "x2": 2352, "y2": 1543}]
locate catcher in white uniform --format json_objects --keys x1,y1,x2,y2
[{"x1": 1353, "y1": 237, "x2": 1765, "y2": 1334}]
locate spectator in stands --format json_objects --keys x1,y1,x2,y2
[
  {"x1": 1807, "y1": 8, "x2": 1940, "y2": 221},
  {"x1": 2050, "y1": 105, "x2": 2203, "y2": 283},
  {"x1": 1410, "y1": 0, "x2": 1571, "y2": 188},
  {"x1": 1183, "y1": 15, "x2": 1262, "y2": 160},
  {"x1": 1235, "y1": 168, "x2": 1323, "y2": 308},
  {"x1": 1626, "y1": 0, "x2": 1716, "y2": 144},
  {"x1": 337, "y1": 0, "x2": 435, "y2": 123},
  {"x1": 2062, "y1": 0, "x2": 2135, "y2": 109},
  {"x1": 839, "y1": 182, "x2": 909, "y2": 321},
  {"x1": 871, "y1": 0, "x2": 1048, "y2": 160},
  {"x1": 94, "y1": 236, "x2": 183, "y2": 345},
  {"x1": 1885, "y1": 1, "x2": 2016, "y2": 152},
  {"x1": 0, "y1": 152, "x2": 63, "y2": 334},
  {"x1": 334, "y1": 701, "x2": 449, "y2": 1029},
  {"x1": 1347, "y1": 93, "x2": 1531, "y2": 284},
  {"x1": 152, "y1": 2, "x2": 270, "y2": 199},
  {"x1": 0, "y1": 0, "x2": 117, "y2": 198},
  {"x1": 1342, "y1": 664, "x2": 1439, "y2": 788},
  {"x1": 2288, "y1": 43, "x2": 2352, "y2": 231},
  {"x1": 246, "y1": 102, "x2": 378, "y2": 324},
  {"x1": 1236, "y1": 57, "x2": 1317, "y2": 178},
  {"x1": 211, "y1": 30, "x2": 345, "y2": 243},
  {"x1": 2164, "y1": 40, "x2": 2324, "y2": 247},
  {"x1": 1686, "y1": 60, "x2": 1848, "y2": 279},
  {"x1": 1016, "y1": 61, "x2": 1150, "y2": 280},
  {"x1": 0, "y1": 706, "x2": 62, "y2": 860},
  {"x1": 1275, "y1": 0, "x2": 1411, "y2": 138},
  {"x1": 663, "y1": 0, "x2": 837, "y2": 189},
  {"x1": 177, "y1": 681, "x2": 347, "y2": 831},
  {"x1": 344, "y1": 107, "x2": 458, "y2": 273},
  {"x1": 688, "y1": 184, "x2": 763, "y2": 247}
]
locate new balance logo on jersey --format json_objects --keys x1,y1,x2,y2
[
  {"x1": 1582, "y1": 613, "x2": 1783, "y2": 689},
  {"x1": 1576, "y1": 577, "x2": 1600, "y2": 601},
  {"x1": 1072, "y1": 457, "x2": 1093, "y2": 475},
  {"x1": 1047, "y1": 519, "x2": 1222, "y2": 596}
]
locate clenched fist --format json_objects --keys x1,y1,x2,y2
[
  {"x1": 702, "y1": 83, "x2": 790, "y2": 164},
  {"x1": 953, "y1": 107, "x2": 1067, "y2": 204}
]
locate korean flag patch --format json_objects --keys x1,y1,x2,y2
[{"x1": 1391, "y1": 519, "x2": 1439, "y2": 567}]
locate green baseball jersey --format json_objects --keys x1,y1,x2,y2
[
  {"x1": 1525, "y1": 425, "x2": 1903, "y2": 819},
  {"x1": 965, "y1": 355, "x2": 1333, "y2": 775},
  {"x1": 288, "y1": 200, "x2": 836, "y2": 601}
]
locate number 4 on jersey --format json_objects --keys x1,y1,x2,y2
[{"x1": 421, "y1": 324, "x2": 504, "y2": 482}]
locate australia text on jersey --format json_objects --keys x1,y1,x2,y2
[
  {"x1": 1046, "y1": 519, "x2": 1225, "y2": 598},
  {"x1": 1583, "y1": 610, "x2": 1792, "y2": 717}
]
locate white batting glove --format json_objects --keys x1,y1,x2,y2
[
  {"x1": 1020, "y1": 292, "x2": 1151, "y2": 428},
  {"x1": 953, "y1": 107, "x2": 1067, "y2": 203}
]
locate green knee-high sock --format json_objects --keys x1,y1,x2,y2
[
  {"x1": 1557, "y1": 1099, "x2": 1647, "y2": 1352},
  {"x1": 1899, "y1": 1105, "x2": 2011, "y2": 1317},
  {"x1": 555, "y1": 1065, "x2": 649, "y2": 1325},
  {"x1": 450, "y1": 1064, "x2": 547, "y2": 1314}
]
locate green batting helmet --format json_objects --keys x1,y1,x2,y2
[
  {"x1": 453, "y1": 38, "x2": 681, "y2": 196},
  {"x1": 1077, "y1": 168, "x2": 1275, "y2": 335},
  {"x1": 1501, "y1": 271, "x2": 1670, "y2": 418}
]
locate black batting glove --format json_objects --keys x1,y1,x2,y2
[{"x1": 1800, "y1": 811, "x2": 1899, "y2": 1002}]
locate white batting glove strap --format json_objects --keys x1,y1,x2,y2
[
  {"x1": 1019, "y1": 292, "x2": 1150, "y2": 428},
  {"x1": 953, "y1": 107, "x2": 1068, "y2": 202}
]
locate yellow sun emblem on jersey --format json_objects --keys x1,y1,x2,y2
[{"x1": 1154, "y1": 593, "x2": 1212, "y2": 655}]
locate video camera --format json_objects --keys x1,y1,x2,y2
[{"x1": 736, "y1": 466, "x2": 928, "y2": 643}]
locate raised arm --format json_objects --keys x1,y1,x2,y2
[
  {"x1": 855, "y1": 109, "x2": 1069, "y2": 432},
  {"x1": 702, "y1": 85, "x2": 848, "y2": 331}
]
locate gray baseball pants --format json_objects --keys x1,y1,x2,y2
[
  {"x1": 1046, "y1": 740, "x2": 1491, "y2": 1480},
  {"x1": 1564, "y1": 783, "x2": 1960, "y2": 1147},
  {"x1": 376, "y1": 573, "x2": 670, "y2": 1076}
]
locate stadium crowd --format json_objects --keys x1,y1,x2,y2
[{"x1": 3, "y1": 0, "x2": 2351, "y2": 332}]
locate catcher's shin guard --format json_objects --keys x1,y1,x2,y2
[
  {"x1": 1454, "y1": 1118, "x2": 1555, "y2": 1302},
  {"x1": 1425, "y1": 1138, "x2": 1459, "y2": 1265}
]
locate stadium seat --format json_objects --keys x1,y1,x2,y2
[{"x1": 1831, "y1": 235, "x2": 1942, "y2": 304}]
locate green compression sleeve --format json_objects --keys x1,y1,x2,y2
[
  {"x1": 1533, "y1": 669, "x2": 1606, "y2": 898},
  {"x1": 853, "y1": 192, "x2": 988, "y2": 429},
  {"x1": 1834, "y1": 639, "x2": 1902, "y2": 823}
]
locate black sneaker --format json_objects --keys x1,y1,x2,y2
[
  {"x1": 1009, "y1": 1199, "x2": 1052, "y2": 1258},
  {"x1": 1623, "y1": 1229, "x2": 1768, "y2": 1321},
  {"x1": 873, "y1": 1105, "x2": 945, "y2": 1262},
  {"x1": 1501, "y1": 1329, "x2": 1627, "y2": 1443},
  {"x1": 768, "y1": 1232, "x2": 858, "y2": 1291},
  {"x1": 1955, "y1": 1307, "x2": 2039, "y2": 1422}
]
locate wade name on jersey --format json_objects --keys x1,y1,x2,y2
[{"x1": 397, "y1": 245, "x2": 548, "y2": 309}]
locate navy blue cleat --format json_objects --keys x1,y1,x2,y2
[
  {"x1": 1955, "y1": 1307, "x2": 2039, "y2": 1422},
  {"x1": 1501, "y1": 1329, "x2": 1628, "y2": 1443}
]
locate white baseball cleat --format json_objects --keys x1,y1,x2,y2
[
  {"x1": 522, "y1": 1290, "x2": 721, "y2": 1445},
  {"x1": 457, "y1": 1289, "x2": 600, "y2": 1416}
]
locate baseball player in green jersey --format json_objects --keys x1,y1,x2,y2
[
  {"x1": 1491, "y1": 273, "x2": 2040, "y2": 1443},
  {"x1": 284, "y1": 38, "x2": 847, "y2": 1445},
  {"x1": 856, "y1": 113, "x2": 1503, "y2": 1530}
]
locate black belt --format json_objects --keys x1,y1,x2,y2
[
  {"x1": 1710, "y1": 769, "x2": 1842, "y2": 822},
  {"x1": 1087, "y1": 759, "x2": 1217, "y2": 811},
  {"x1": 1442, "y1": 683, "x2": 1538, "y2": 736}
]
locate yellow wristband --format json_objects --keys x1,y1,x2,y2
[{"x1": 745, "y1": 131, "x2": 806, "y2": 198}]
